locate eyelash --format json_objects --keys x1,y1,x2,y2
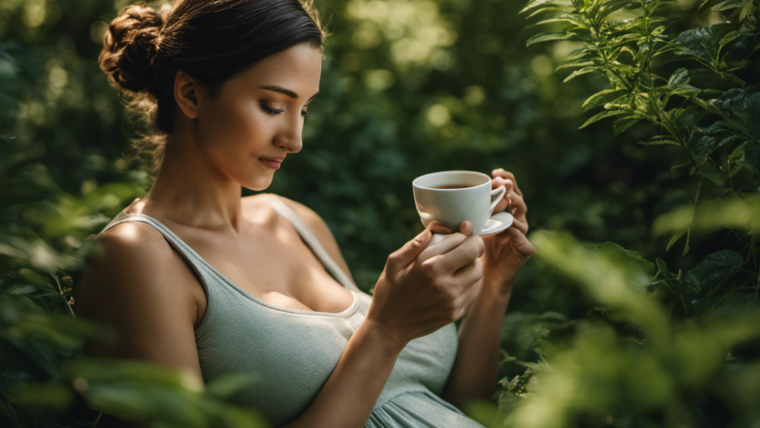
[{"x1": 260, "y1": 102, "x2": 310, "y2": 117}]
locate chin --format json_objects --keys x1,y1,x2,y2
[{"x1": 242, "y1": 176, "x2": 274, "y2": 192}]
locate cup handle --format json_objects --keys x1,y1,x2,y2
[{"x1": 489, "y1": 185, "x2": 507, "y2": 217}]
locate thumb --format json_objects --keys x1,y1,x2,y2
[
  {"x1": 388, "y1": 229, "x2": 432, "y2": 269},
  {"x1": 507, "y1": 226, "x2": 537, "y2": 258}
]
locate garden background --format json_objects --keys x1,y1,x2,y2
[{"x1": 1, "y1": 0, "x2": 759, "y2": 426}]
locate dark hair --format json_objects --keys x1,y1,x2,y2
[{"x1": 99, "y1": 0, "x2": 325, "y2": 172}]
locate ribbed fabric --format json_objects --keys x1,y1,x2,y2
[{"x1": 98, "y1": 196, "x2": 485, "y2": 428}]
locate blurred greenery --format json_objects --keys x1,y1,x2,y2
[{"x1": 1, "y1": 0, "x2": 758, "y2": 426}]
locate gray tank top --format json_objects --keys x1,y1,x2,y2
[{"x1": 99, "y1": 196, "x2": 485, "y2": 428}]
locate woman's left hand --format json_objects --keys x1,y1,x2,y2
[{"x1": 479, "y1": 168, "x2": 536, "y2": 297}]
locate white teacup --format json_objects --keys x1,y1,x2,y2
[{"x1": 413, "y1": 170, "x2": 507, "y2": 238}]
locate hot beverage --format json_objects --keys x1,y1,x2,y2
[
  {"x1": 412, "y1": 170, "x2": 506, "y2": 235},
  {"x1": 431, "y1": 185, "x2": 475, "y2": 189}
]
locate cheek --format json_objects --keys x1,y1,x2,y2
[{"x1": 197, "y1": 100, "x2": 265, "y2": 158}]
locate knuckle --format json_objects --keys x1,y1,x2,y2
[
  {"x1": 387, "y1": 252, "x2": 401, "y2": 265},
  {"x1": 420, "y1": 260, "x2": 437, "y2": 278}
]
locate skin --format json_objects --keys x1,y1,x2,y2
[{"x1": 75, "y1": 41, "x2": 534, "y2": 428}]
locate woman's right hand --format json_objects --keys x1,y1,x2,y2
[{"x1": 365, "y1": 221, "x2": 485, "y2": 349}]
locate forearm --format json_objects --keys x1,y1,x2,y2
[
  {"x1": 441, "y1": 282, "x2": 512, "y2": 409},
  {"x1": 283, "y1": 319, "x2": 405, "y2": 428}
]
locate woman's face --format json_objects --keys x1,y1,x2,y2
[{"x1": 194, "y1": 42, "x2": 322, "y2": 190}]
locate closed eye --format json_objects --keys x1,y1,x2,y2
[
  {"x1": 260, "y1": 102, "x2": 284, "y2": 115},
  {"x1": 260, "y1": 102, "x2": 311, "y2": 117}
]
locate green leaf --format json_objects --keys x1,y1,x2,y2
[
  {"x1": 520, "y1": 0, "x2": 568, "y2": 14},
  {"x1": 685, "y1": 250, "x2": 743, "y2": 293},
  {"x1": 598, "y1": 0, "x2": 630, "y2": 19},
  {"x1": 653, "y1": 195, "x2": 760, "y2": 236},
  {"x1": 699, "y1": 0, "x2": 721, "y2": 11},
  {"x1": 612, "y1": 116, "x2": 641, "y2": 136},
  {"x1": 674, "y1": 24, "x2": 733, "y2": 63},
  {"x1": 670, "y1": 152, "x2": 692, "y2": 170},
  {"x1": 727, "y1": 142, "x2": 746, "y2": 174},
  {"x1": 639, "y1": 139, "x2": 681, "y2": 146},
  {"x1": 563, "y1": 66, "x2": 597, "y2": 82},
  {"x1": 668, "y1": 68, "x2": 690, "y2": 86},
  {"x1": 7, "y1": 382, "x2": 73, "y2": 410},
  {"x1": 655, "y1": 257, "x2": 669, "y2": 278},
  {"x1": 714, "y1": 0, "x2": 751, "y2": 11},
  {"x1": 719, "y1": 30, "x2": 743, "y2": 48},
  {"x1": 579, "y1": 109, "x2": 628, "y2": 129},
  {"x1": 533, "y1": 14, "x2": 588, "y2": 28},
  {"x1": 526, "y1": 32, "x2": 576, "y2": 46},
  {"x1": 666, "y1": 229, "x2": 687, "y2": 252},
  {"x1": 582, "y1": 89, "x2": 625, "y2": 112},
  {"x1": 694, "y1": 135, "x2": 718, "y2": 164},
  {"x1": 18, "y1": 268, "x2": 54, "y2": 290},
  {"x1": 696, "y1": 158, "x2": 726, "y2": 185},
  {"x1": 556, "y1": 61, "x2": 595, "y2": 70}
]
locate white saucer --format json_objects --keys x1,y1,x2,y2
[
  {"x1": 430, "y1": 212, "x2": 514, "y2": 244},
  {"x1": 480, "y1": 211, "x2": 514, "y2": 236}
]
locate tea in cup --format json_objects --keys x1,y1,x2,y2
[{"x1": 412, "y1": 170, "x2": 508, "y2": 237}]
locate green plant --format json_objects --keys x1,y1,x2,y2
[{"x1": 474, "y1": 0, "x2": 760, "y2": 427}]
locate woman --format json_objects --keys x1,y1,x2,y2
[{"x1": 75, "y1": 0, "x2": 536, "y2": 427}]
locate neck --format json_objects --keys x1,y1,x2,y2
[{"x1": 139, "y1": 128, "x2": 244, "y2": 231}]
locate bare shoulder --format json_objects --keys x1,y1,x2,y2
[
  {"x1": 75, "y1": 221, "x2": 202, "y2": 379},
  {"x1": 245, "y1": 193, "x2": 355, "y2": 284},
  {"x1": 89, "y1": 221, "x2": 175, "y2": 267},
  {"x1": 79, "y1": 222, "x2": 190, "y2": 299}
]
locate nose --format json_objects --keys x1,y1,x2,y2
[{"x1": 274, "y1": 113, "x2": 303, "y2": 154}]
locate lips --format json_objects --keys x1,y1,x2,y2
[{"x1": 259, "y1": 157, "x2": 282, "y2": 170}]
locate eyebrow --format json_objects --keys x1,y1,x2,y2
[{"x1": 258, "y1": 85, "x2": 319, "y2": 101}]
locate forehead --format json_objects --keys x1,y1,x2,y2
[{"x1": 223, "y1": 43, "x2": 322, "y2": 95}]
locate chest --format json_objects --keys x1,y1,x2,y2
[{"x1": 171, "y1": 216, "x2": 355, "y2": 317}]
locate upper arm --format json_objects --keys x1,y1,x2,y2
[
  {"x1": 74, "y1": 223, "x2": 204, "y2": 384},
  {"x1": 274, "y1": 195, "x2": 356, "y2": 285}
]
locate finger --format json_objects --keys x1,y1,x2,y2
[
  {"x1": 510, "y1": 217, "x2": 529, "y2": 235},
  {"x1": 506, "y1": 225, "x2": 537, "y2": 257},
  {"x1": 435, "y1": 235, "x2": 485, "y2": 274},
  {"x1": 388, "y1": 228, "x2": 433, "y2": 269},
  {"x1": 458, "y1": 220, "x2": 474, "y2": 236},
  {"x1": 506, "y1": 191, "x2": 527, "y2": 220},
  {"x1": 492, "y1": 177, "x2": 513, "y2": 194},
  {"x1": 420, "y1": 232, "x2": 469, "y2": 262},
  {"x1": 492, "y1": 169, "x2": 522, "y2": 197},
  {"x1": 453, "y1": 257, "x2": 483, "y2": 284},
  {"x1": 427, "y1": 221, "x2": 453, "y2": 234}
]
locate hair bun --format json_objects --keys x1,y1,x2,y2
[{"x1": 99, "y1": 3, "x2": 165, "y2": 94}]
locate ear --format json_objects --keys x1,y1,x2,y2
[{"x1": 174, "y1": 71, "x2": 201, "y2": 119}]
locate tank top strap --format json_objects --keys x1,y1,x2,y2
[
  {"x1": 96, "y1": 209, "x2": 219, "y2": 284},
  {"x1": 269, "y1": 196, "x2": 361, "y2": 293}
]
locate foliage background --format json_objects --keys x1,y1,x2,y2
[{"x1": 1, "y1": 0, "x2": 758, "y2": 426}]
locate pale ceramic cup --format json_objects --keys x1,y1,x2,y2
[{"x1": 413, "y1": 170, "x2": 507, "y2": 237}]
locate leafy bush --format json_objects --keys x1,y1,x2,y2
[
  {"x1": 464, "y1": 0, "x2": 760, "y2": 427},
  {"x1": 3, "y1": 0, "x2": 758, "y2": 426}
]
